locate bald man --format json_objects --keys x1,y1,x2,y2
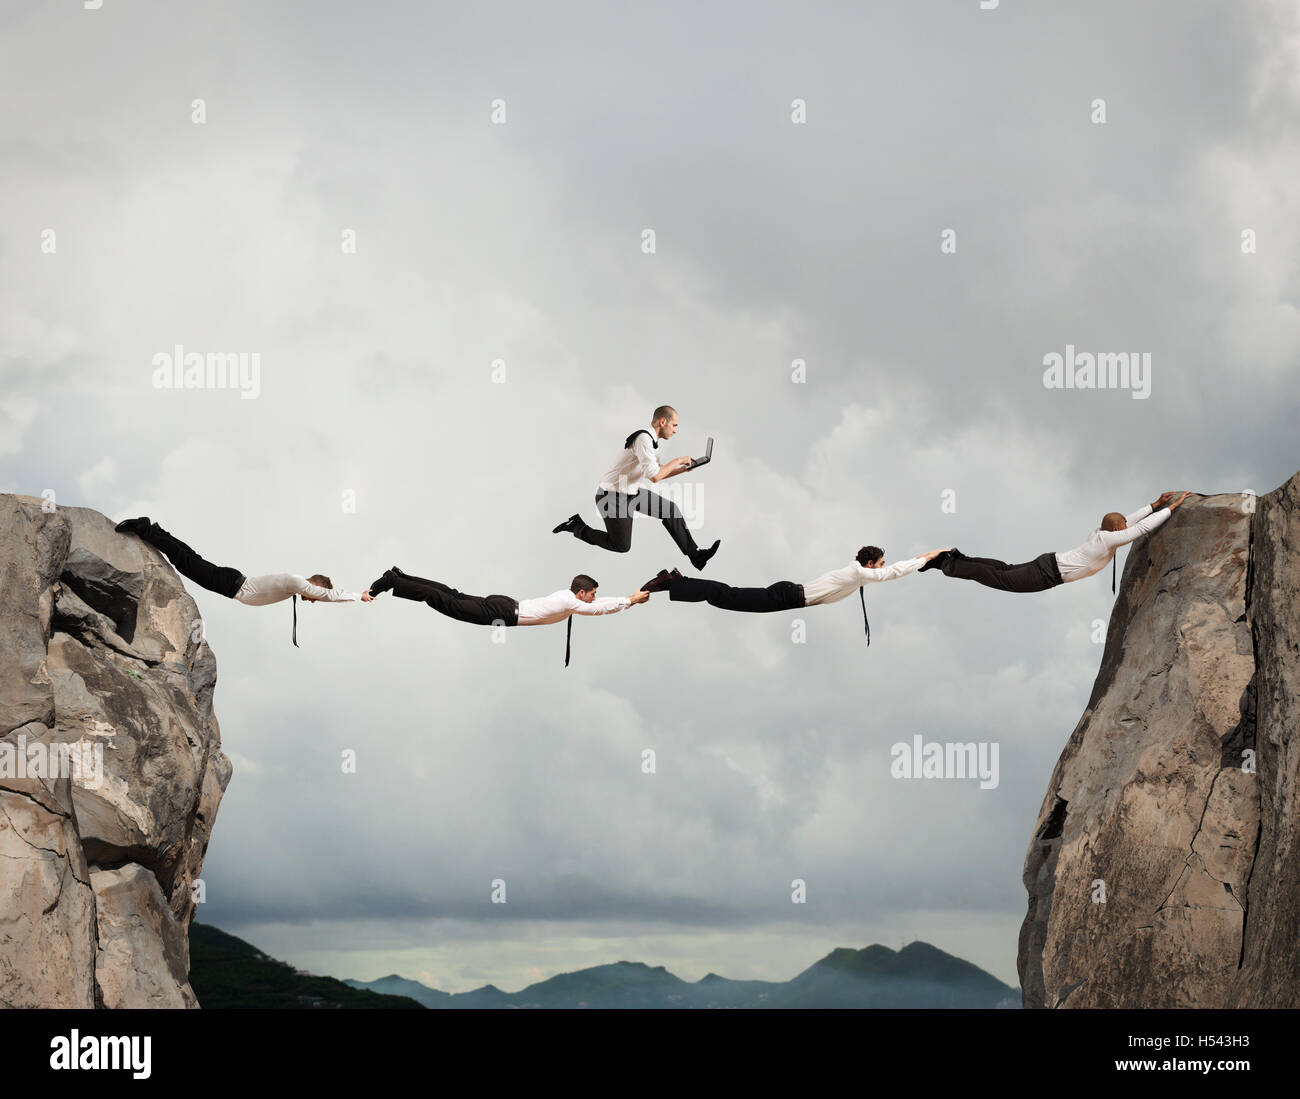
[{"x1": 924, "y1": 491, "x2": 1190, "y2": 593}]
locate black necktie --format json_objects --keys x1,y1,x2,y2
[
  {"x1": 565, "y1": 617, "x2": 572, "y2": 667},
  {"x1": 859, "y1": 587, "x2": 870, "y2": 646},
  {"x1": 292, "y1": 594, "x2": 299, "y2": 647},
  {"x1": 1112, "y1": 556, "x2": 1116, "y2": 594}
]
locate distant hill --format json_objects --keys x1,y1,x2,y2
[
  {"x1": 774, "y1": 942, "x2": 1019, "y2": 1008},
  {"x1": 337, "y1": 973, "x2": 451, "y2": 1008},
  {"x1": 188, "y1": 923, "x2": 424, "y2": 1009},
  {"x1": 345, "y1": 941, "x2": 1020, "y2": 1009}
]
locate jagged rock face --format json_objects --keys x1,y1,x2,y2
[
  {"x1": 1019, "y1": 478, "x2": 1297, "y2": 1008},
  {"x1": 0, "y1": 495, "x2": 230, "y2": 1008},
  {"x1": 1233, "y1": 473, "x2": 1300, "y2": 1006}
]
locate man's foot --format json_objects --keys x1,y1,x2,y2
[
  {"x1": 938, "y1": 548, "x2": 964, "y2": 576},
  {"x1": 641, "y1": 569, "x2": 673, "y2": 594},
  {"x1": 552, "y1": 514, "x2": 581, "y2": 535},
  {"x1": 919, "y1": 550, "x2": 953, "y2": 572},
  {"x1": 369, "y1": 569, "x2": 396, "y2": 596},
  {"x1": 689, "y1": 539, "x2": 721, "y2": 572},
  {"x1": 114, "y1": 517, "x2": 150, "y2": 534}
]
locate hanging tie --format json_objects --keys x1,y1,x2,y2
[
  {"x1": 292, "y1": 594, "x2": 299, "y2": 647},
  {"x1": 1111, "y1": 555, "x2": 1116, "y2": 595},
  {"x1": 858, "y1": 587, "x2": 870, "y2": 647},
  {"x1": 565, "y1": 616, "x2": 572, "y2": 667}
]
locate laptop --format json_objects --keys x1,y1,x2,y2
[{"x1": 690, "y1": 437, "x2": 714, "y2": 468}]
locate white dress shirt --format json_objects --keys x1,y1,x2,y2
[
  {"x1": 234, "y1": 574, "x2": 364, "y2": 606},
  {"x1": 1055, "y1": 505, "x2": 1171, "y2": 583},
  {"x1": 515, "y1": 589, "x2": 632, "y2": 626},
  {"x1": 597, "y1": 432, "x2": 661, "y2": 494},
  {"x1": 802, "y1": 556, "x2": 926, "y2": 607}
]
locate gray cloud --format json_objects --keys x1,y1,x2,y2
[{"x1": 2, "y1": 0, "x2": 1296, "y2": 992}]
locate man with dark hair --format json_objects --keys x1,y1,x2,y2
[
  {"x1": 924, "y1": 490, "x2": 1191, "y2": 593},
  {"x1": 552, "y1": 405, "x2": 721, "y2": 571},
  {"x1": 113, "y1": 516, "x2": 372, "y2": 645},
  {"x1": 368, "y1": 567, "x2": 648, "y2": 665},
  {"x1": 642, "y1": 546, "x2": 947, "y2": 644}
]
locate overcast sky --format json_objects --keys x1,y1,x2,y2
[{"x1": 2, "y1": 0, "x2": 1297, "y2": 993}]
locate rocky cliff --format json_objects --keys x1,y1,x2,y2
[
  {"x1": 1019, "y1": 475, "x2": 1298, "y2": 1008},
  {"x1": 0, "y1": 495, "x2": 230, "y2": 1008}
]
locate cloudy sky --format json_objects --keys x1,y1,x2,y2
[{"x1": 2, "y1": 0, "x2": 1297, "y2": 993}]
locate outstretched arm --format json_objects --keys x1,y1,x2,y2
[
  {"x1": 295, "y1": 577, "x2": 365, "y2": 603},
  {"x1": 1101, "y1": 493, "x2": 1189, "y2": 550},
  {"x1": 572, "y1": 593, "x2": 642, "y2": 616},
  {"x1": 855, "y1": 555, "x2": 930, "y2": 583},
  {"x1": 1127, "y1": 491, "x2": 1179, "y2": 525}
]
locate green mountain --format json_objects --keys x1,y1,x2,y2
[
  {"x1": 335, "y1": 973, "x2": 451, "y2": 1008},
  {"x1": 189, "y1": 922, "x2": 1018, "y2": 1008},
  {"x1": 772, "y1": 941, "x2": 1019, "y2": 1008},
  {"x1": 187, "y1": 923, "x2": 424, "y2": 1009},
  {"x1": 344, "y1": 941, "x2": 1019, "y2": 1009}
]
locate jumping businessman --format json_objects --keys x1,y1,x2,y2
[
  {"x1": 641, "y1": 545, "x2": 949, "y2": 644},
  {"x1": 921, "y1": 490, "x2": 1192, "y2": 593},
  {"x1": 114, "y1": 517, "x2": 372, "y2": 645},
  {"x1": 368, "y1": 566, "x2": 648, "y2": 665},
  {"x1": 551, "y1": 404, "x2": 721, "y2": 571}
]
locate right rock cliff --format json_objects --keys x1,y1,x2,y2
[{"x1": 1018, "y1": 474, "x2": 1298, "y2": 1008}]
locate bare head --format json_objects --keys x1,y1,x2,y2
[
  {"x1": 301, "y1": 573, "x2": 333, "y2": 603},
  {"x1": 652, "y1": 405, "x2": 679, "y2": 441},
  {"x1": 856, "y1": 545, "x2": 885, "y2": 569},
  {"x1": 1101, "y1": 512, "x2": 1127, "y2": 532},
  {"x1": 571, "y1": 573, "x2": 598, "y2": 603}
]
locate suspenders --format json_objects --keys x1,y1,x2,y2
[{"x1": 624, "y1": 429, "x2": 659, "y2": 450}]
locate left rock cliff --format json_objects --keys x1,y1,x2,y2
[{"x1": 0, "y1": 495, "x2": 231, "y2": 1007}]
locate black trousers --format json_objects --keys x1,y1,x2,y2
[
  {"x1": 136, "y1": 522, "x2": 246, "y2": 599},
  {"x1": 391, "y1": 572, "x2": 519, "y2": 626},
  {"x1": 668, "y1": 576, "x2": 805, "y2": 613},
  {"x1": 941, "y1": 550, "x2": 1063, "y2": 593},
  {"x1": 573, "y1": 489, "x2": 699, "y2": 557}
]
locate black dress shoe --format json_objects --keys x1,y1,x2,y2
[
  {"x1": 369, "y1": 570, "x2": 396, "y2": 596},
  {"x1": 114, "y1": 517, "x2": 151, "y2": 534},
  {"x1": 689, "y1": 539, "x2": 721, "y2": 571},
  {"x1": 552, "y1": 514, "x2": 581, "y2": 535},
  {"x1": 641, "y1": 569, "x2": 673, "y2": 594},
  {"x1": 919, "y1": 550, "x2": 953, "y2": 572}
]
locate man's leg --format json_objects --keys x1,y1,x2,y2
[
  {"x1": 633, "y1": 489, "x2": 697, "y2": 556},
  {"x1": 135, "y1": 522, "x2": 245, "y2": 598},
  {"x1": 570, "y1": 490, "x2": 635, "y2": 553},
  {"x1": 669, "y1": 576, "x2": 800, "y2": 612},
  {"x1": 940, "y1": 551, "x2": 1058, "y2": 593},
  {"x1": 632, "y1": 489, "x2": 718, "y2": 564},
  {"x1": 389, "y1": 571, "x2": 514, "y2": 625}
]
